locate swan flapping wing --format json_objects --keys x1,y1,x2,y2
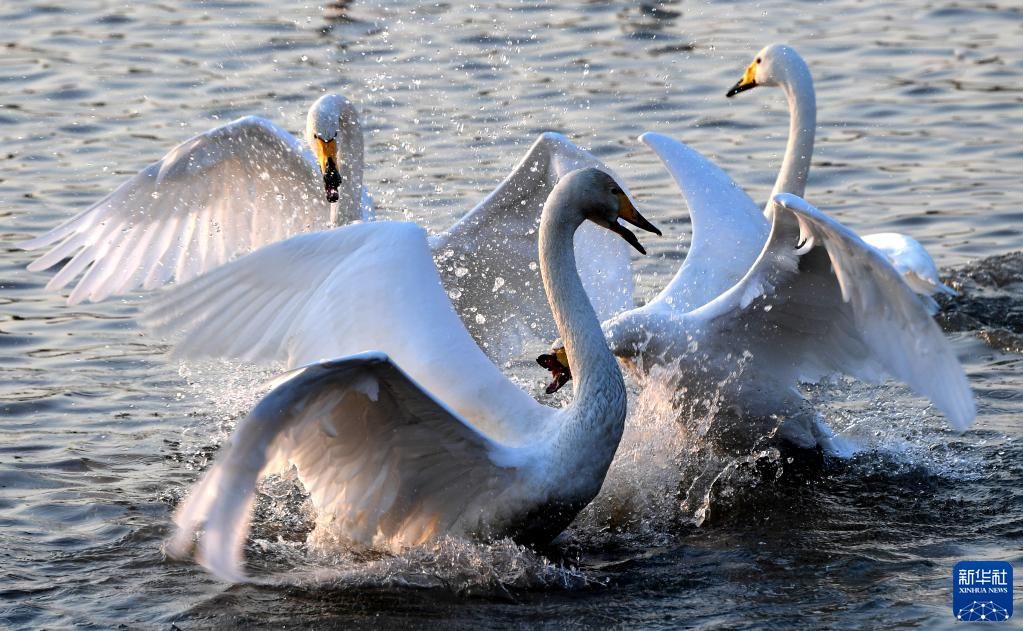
[
  {"x1": 640, "y1": 132, "x2": 770, "y2": 313},
  {"x1": 167, "y1": 352, "x2": 519, "y2": 581},
  {"x1": 23, "y1": 116, "x2": 329, "y2": 304},
  {"x1": 143, "y1": 221, "x2": 547, "y2": 441},
  {"x1": 430, "y1": 132, "x2": 635, "y2": 359},
  {"x1": 689, "y1": 193, "x2": 974, "y2": 430}
]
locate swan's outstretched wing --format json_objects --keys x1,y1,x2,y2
[
  {"x1": 143, "y1": 222, "x2": 546, "y2": 441},
  {"x1": 430, "y1": 132, "x2": 635, "y2": 359},
  {"x1": 168, "y1": 352, "x2": 521, "y2": 582},
  {"x1": 689, "y1": 193, "x2": 974, "y2": 430},
  {"x1": 862, "y1": 232, "x2": 956, "y2": 298},
  {"x1": 640, "y1": 132, "x2": 770, "y2": 313},
  {"x1": 23, "y1": 116, "x2": 329, "y2": 305}
]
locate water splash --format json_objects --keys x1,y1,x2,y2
[
  {"x1": 579, "y1": 346, "x2": 989, "y2": 536},
  {"x1": 576, "y1": 368, "x2": 687, "y2": 541},
  {"x1": 251, "y1": 536, "x2": 597, "y2": 594},
  {"x1": 236, "y1": 470, "x2": 597, "y2": 593}
]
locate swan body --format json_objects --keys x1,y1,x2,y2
[
  {"x1": 164, "y1": 168, "x2": 660, "y2": 581},
  {"x1": 21, "y1": 94, "x2": 372, "y2": 305},
  {"x1": 726, "y1": 43, "x2": 951, "y2": 297}
]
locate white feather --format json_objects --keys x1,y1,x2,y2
[
  {"x1": 22, "y1": 115, "x2": 368, "y2": 305},
  {"x1": 431, "y1": 132, "x2": 636, "y2": 358}
]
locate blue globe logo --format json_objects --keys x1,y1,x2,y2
[{"x1": 957, "y1": 601, "x2": 1011, "y2": 622}]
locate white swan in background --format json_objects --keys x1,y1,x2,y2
[
  {"x1": 726, "y1": 43, "x2": 955, "y2": 297},
  {"x1": 21, "y1": 94, "x2": 373, "y2": 305},
  {"x1": 538, "y1": 139, "x2": 974, "y2": 452},
  {"x1": 163, "y1": 168, "x2": 661, "y2": 581},
  {"x1": 22, "y1": 118, "x2": 635, "y2": 361}
]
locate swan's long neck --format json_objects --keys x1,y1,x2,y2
[
  {"x1": 538, "y1": 191, "x2": 627, "y2": 483},
  {"x1": 771, "y1": 57, "x2": 816, "y2": 200},
  {"x1": 330, "y1": 101, "x2": 365, "y2": 226}
]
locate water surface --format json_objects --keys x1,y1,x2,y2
[{"x1": 1, "y1": 1, "x2": 1021, "y2": 628}]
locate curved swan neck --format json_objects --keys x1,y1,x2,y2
[
  {"x1": 771, "y1": 54, "x2": 816, "y2": 200},
  {"x1": 331, "y1": 100, "x2": 365, "y2": 226},
  {"x1": 538, "y1": 186, "x2": 626, "y2": 452}
]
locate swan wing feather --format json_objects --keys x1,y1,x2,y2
[
  {"x1": 23, "y1": 116, "x2": 328, "y2": 304},
  {"x1": 142, "y1": 222, "x2": 546, "y2": 439},
  {"x1": 167, "y1": 351, "x2": 518, "y2": 582},
  {"x1": 640, "y1": 132, "x2": 769, "y2": 312},
  {"x1": 689, "y1": 193, "x2": 974, "y2": 430},
  {"x1": 430, "y1": 132, "x2": 635, "y2": 359}
]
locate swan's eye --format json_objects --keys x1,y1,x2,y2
[
  {"x1": 610, "y1": 186, "x2": 623, "y2": 196},
  {"x1": 755, "y1": 57, "x2": 762, "y2": 64}
]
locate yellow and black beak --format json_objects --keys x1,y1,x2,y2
[
  {"x1": 726, "y1": 60, "x2": 758, "y2": 98},
  {"x1": 313, "y1": 137, "x2": 342, "y2": 203},
  {"x1": 610, "y1": 191, "x2": 661, "y2": 255},
  {"x1": 537, "y1": 346, "x2": 572, "y2": 394}
]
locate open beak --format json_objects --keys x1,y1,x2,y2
[
  {"x1": 726, "y1": 60, "x2": 758, "y2": 97},
  {"x1": 537, "y1": 348, "x2": 572, "y2": 394},
  {"x1": 323, "y1": 157, "x2": 342, "y2": 203},
  {"x1": 611, "y1": 191, "x2": 661, "y2": 255},
  {"x1": 314, "y1": 137, "x2": 341, "y2": 203}
]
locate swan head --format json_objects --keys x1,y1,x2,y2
[
  {"x1": 306, "y1": 94, "x2": 354, "y2": 203},
  {"x1": 536, "y1": 344, "x2": 571, "y2": 395},
  {"x1": 538, "y1": 310, "x2": 651, "y2": 394},
  {"x1": 556, "y1": 168, "x2": 662, "y2": 254},
  {"x1": 726, "y1": 44, "x2": 804, "y2": 97}
]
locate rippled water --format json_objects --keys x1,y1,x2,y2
[{"x1": 2, "y1": 1, "x2": 1021, "y2": 628}]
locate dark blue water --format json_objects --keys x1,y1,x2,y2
[{"x1": 1, "y1": 1, "x2": 1021, "y2": 628}]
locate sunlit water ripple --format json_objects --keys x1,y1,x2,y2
[{"x1": 1, "y1": 1, "x2": 1021, "y2": 628}]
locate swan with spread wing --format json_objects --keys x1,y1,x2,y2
[
  {"x1": 22, "y1": 94, "x2": 372, "y2": 305},
  {"x1": 162, "y1": 168, "x2": 661, "y2": 581},
  {"x1": 531, "y1": 46, "x2": 973, "y2": 451}
]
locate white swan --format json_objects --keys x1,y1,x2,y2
[
  {"x1": 22, "y1": 115, "x2": 635, "y2": 360},
  {"x1": 163, "y1": 167, "x2": 661, "y2": 581},
  {"x1": 540, "y1": 140, "x2": 974, "y2": 452},
  {"x1": 726, "y1": 43, "x2": 955, "y2": 297},
  {"x1": 21, "y1": 94, "x2": 372, "y2": 305}
]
